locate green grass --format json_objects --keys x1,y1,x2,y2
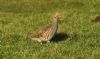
[{"x1": 0, "y1": 0, "x2": 100, "y2": 59}]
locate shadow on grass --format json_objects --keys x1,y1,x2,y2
[{"x1": 51, "y1": 33, "x2": 69, "y2": 42}]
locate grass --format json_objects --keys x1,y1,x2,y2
[{"x1": 0, "y1": 0, "x2": 100, "y2": 59}]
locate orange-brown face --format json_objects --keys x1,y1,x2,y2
[{"x1": 53, "y1": 13, "x2": 62, "y2": 21}]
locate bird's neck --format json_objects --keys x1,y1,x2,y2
[
  {"x1": 54, "y1": 19, "x2": 58, "y2": 23},
  {"x1": 52, "y1": 20, "x2": 58, "y2": 29},
  {"x1": 53, "y1": 20, "x2": 58, "y2": 25}
]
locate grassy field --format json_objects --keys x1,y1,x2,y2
[{"x1": 0, "y1": 0, "x2": 100, "y2": 59}]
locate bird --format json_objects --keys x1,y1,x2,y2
[
  {"x1": 92, "y1": 16, "x2": 100, "y2": 22},
  {"x1": 27, "y1": 13, "x2": 62, "y2": 43}
]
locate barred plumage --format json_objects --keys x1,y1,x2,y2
[{"x1": 27, "y1": 13, "x2": 62, "y2": 43}]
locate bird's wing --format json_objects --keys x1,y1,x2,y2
[
  {"x1": 27, "y1": 23, "x2": 53, "y2": 39},
  {"x1": 38, "y1": 23, "x2": 53, "y2": 33}
]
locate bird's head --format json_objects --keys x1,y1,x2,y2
[{"x1": 53, "y1": 12, "x2": 62, "y2": 21}]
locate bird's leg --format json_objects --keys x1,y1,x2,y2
[
  {"x1": 40, "y1": 42, "x2": 43, "y2": 45},
  {"x1": 38, "y1": 40, "x2": 43, "y2": 45},
  {"x1": 37, "y1": 40, "x2": 41, "y2": 42},
  {"x1": 47, "y1": 41, "x2": 50, "y2": 43}
]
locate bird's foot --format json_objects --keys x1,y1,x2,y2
[
  {"x1": 37, "y1": 40, "x2": 43, "y2": 44},
  {"x1": 47, "y1": 41, "x2": 50, "y2": 43}
]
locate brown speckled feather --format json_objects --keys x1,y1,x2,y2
[
  {"x1": 27, "y1": 23, "x2": 55, "y2": 40},
  {"x1": 27, "y1": 13, "x2": 61, "y2": 42}
]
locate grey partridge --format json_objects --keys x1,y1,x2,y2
[{"x1": 27, "y1": 13, "x2": 62, "y2": 43}]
